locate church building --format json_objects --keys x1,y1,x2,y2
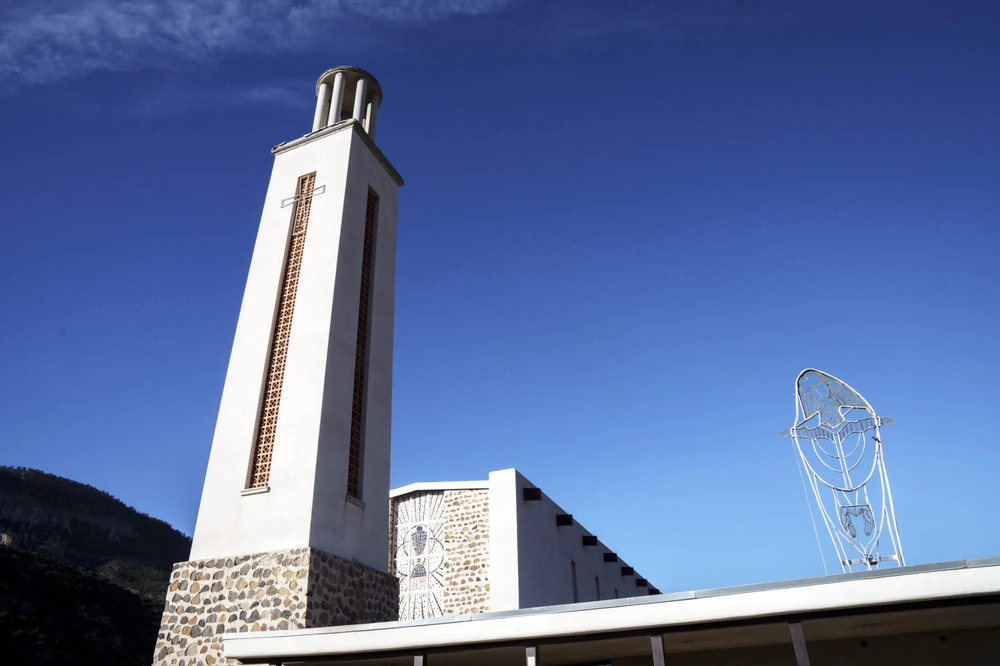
[
  {"x1": 389, "y1": 469, "x2": 657, "y2": 621},
  {"x1": 151, "y1": 66, "x2": 654, "y2": 666},
  {"x1": 152, "y1": 66, "x2": 1000, "y2": 666}
]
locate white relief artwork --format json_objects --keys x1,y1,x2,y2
[
  {"x1": 782, "y1": 369, "x2": 905, "y2": 573},
  {"x1": 393, "y1": 492, "x2": 447, "y2": 619}
]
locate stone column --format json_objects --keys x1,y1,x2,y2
[
  {"x1": 353, "y1": 77, "x2": 368, "y2": 124},
  {"x1": 327, "y1": 72, "x2": 345, "y2": 127},
  {"x1": 312, "y1": 82, "x2": 330, "y2": 132}
]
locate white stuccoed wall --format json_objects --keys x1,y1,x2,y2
[
  {"x1": 488, "y1": 469, "x2": 650, "y2": 611},
  {"x1": 390, "y1": 470, "x2": 654, "y2": 617},
  {"x1": 486, "y1": 469, "x2": 521, "y2": 611},
  {"x1": 190, "y1": 121, "x2": 399, "y2": 573}
]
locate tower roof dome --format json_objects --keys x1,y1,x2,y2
[{"x1": 316, "y1": 66, "x2": 383, "y2": 106}]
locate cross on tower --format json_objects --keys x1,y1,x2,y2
[{"x1": 280, "y1": 183, "x2": 326, "y2": 208}]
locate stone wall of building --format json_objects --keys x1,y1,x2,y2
[
  {"x1": 151, "y1": 547, "x2": 398, "y2": 666},
  {"x1": 391, "y1": 488, "x2": 490, "y2": 620},
  {"x1": 441, "y1": 489, "x2": 490, "y2": 615}
]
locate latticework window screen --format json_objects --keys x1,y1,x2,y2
[
  {"x1": 347, "y1": 188, "x2": 379, "y2": 498},
  {"x1": 249, "y1": 173, "x2": 316, "y2": 488}
]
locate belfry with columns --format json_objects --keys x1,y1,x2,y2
[
  {"x1": 151, "y1": 66, "x2": 403, "y2": 666},
  {"x1": 312, "y1": 67, "x2": 382, "y2": 137}
]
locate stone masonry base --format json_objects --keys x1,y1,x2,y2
[{"x1": 151, "y1": 547, "x2": 399, "y2": 666}]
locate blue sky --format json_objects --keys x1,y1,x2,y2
[{"x1": 2, "y1": 0, "x2": 999, "y2": 593}]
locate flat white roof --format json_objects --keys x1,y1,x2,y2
[
  {"x1": 389, "y1": 480, "x2": 489, "y2": 498},
  {"x1": 225, "y1": 557, "x2": 1000, "y2": 664}
]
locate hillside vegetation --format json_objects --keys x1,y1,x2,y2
[
  {"x1": 0, "y1": 466, "x2": 192, "y2": 664},
  {"x1": 0, "y1": 548, "x2": 162, "y2": 665},
  {"x1": 0, "y1": 466, "x2": 191, "y2": 598}
]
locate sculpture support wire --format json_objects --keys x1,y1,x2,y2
[{"x1": 785, "y1": 369, "x2": 905, "y2": 573}]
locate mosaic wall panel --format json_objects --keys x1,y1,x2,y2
[
  {"x1": 391, "y1": 489, "x2": 490, "y2": 620},
  {"x1": 392, "y1": 492, "x2": 447, "y2": 619}
]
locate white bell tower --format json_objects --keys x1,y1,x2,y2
[
  {"x1": 153, "y1": 66, "x2": 402, "y2": 666},
  {"x1": 189, "y1": 64, "x2": 402, "y2": 568}
]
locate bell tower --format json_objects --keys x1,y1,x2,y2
[{"x1": 152, "y1": 67, "x2": 402, "y2": 666}]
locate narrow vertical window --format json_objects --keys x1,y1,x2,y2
[
  {"x1": 347, "y1": 188, "x2": 378, "y2": 499},
  {"x1": 595, "y1": 576, "x2": 601, "y2": 600},
  {"x1": 614, "y1": 588, "x2": 619, "y2": 599},
  {"x1": 571, "y1": 560, "x2": 579, "y2": 603},
  {"x1": 249, "y1": 173, "x2": 316, "y2": 488}
]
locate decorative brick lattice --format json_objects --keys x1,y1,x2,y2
[
  {"x1": 250, "y1": 173, "x2": 316, "y2": 488},
  {"x1": 347, "y1": 188, "x2": 379, "y2": 498}
]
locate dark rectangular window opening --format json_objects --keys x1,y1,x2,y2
[
  {"x1": 571, "y1": 560, "x2": 579, "y2": 603},
  {"x1": 347, "y1": 187, "x2": 379, "y2": 499},
  {"x1": 523, "y1": 487, "x2": 542, "y2": 501}
]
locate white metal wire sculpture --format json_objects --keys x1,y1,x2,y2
[{"x1": 781, "y1": 369, "x2": 905, "y2": 573}]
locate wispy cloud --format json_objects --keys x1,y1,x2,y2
[
  {"x1": 0, "y1": 0, "x2": 511, "y2": 86},
  {"x1": 126, "y1": 83, "x2": 309, "y2": 117}
]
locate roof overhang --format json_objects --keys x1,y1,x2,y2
[{"x1": 225, "y1": 557, "x2": 1000, "y2": 665}]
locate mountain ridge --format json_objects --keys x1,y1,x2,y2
[
  {"x1": 0, "y1": 465, "x2": 193, "y2": 665},
  {"x1": 0, "y1": 465, "x2": 191, "y2": 598}
]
